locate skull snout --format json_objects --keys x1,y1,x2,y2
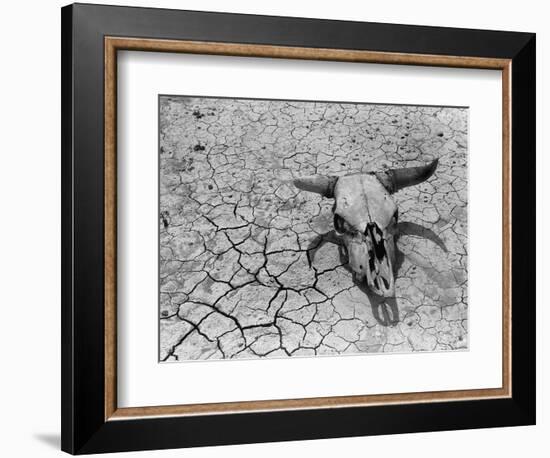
[
  {"x1": 364, "y1": 224, "x2": 395, "y2": 297},
  {"x1": 340, "y1": 223, "x2": 396, "y2": 298}
]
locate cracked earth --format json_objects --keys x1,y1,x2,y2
[{"x1": 159, "y1": 96, "x2": 468, "y2": 362}]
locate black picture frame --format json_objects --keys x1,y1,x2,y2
[{"x1": 61, "y1": 3, "x2": 535, "y2": 454}]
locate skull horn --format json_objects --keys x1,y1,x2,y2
[
  {"x1": 293, "y1": 175, "x2": 338, "y2": 198},
  {"x1": 376, "y1": 159, "x2": 439, "y2": 193}
]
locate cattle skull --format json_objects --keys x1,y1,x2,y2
[{"x1": 294, "y1": 159, "x2": 438, "y2": 298}]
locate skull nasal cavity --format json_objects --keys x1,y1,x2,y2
[{"x1": 366, "y1": 223, "x2": 387, "y2": 261}]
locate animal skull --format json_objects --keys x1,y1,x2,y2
[{"x1": 294, "y1": 159, "x2": 438, "y2": 298}]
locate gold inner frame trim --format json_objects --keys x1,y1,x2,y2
[{"x1": 104, "y1": 36, "x2": 512, "y2": 421}]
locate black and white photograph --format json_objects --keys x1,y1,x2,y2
[
  {"x1": 159, "y1": 96, "x2": 468, "y2": 362},
  {"x1": 0, "y1": 0, "x2": 541, "y2": 457}
]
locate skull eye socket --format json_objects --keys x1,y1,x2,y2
[{"x1": 334, "y1": 214, "x2": 349, "y2": 234}]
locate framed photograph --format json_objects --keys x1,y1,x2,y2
[{"x1": 61, "y1": 3, "x2": 536, "y2": 454}]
